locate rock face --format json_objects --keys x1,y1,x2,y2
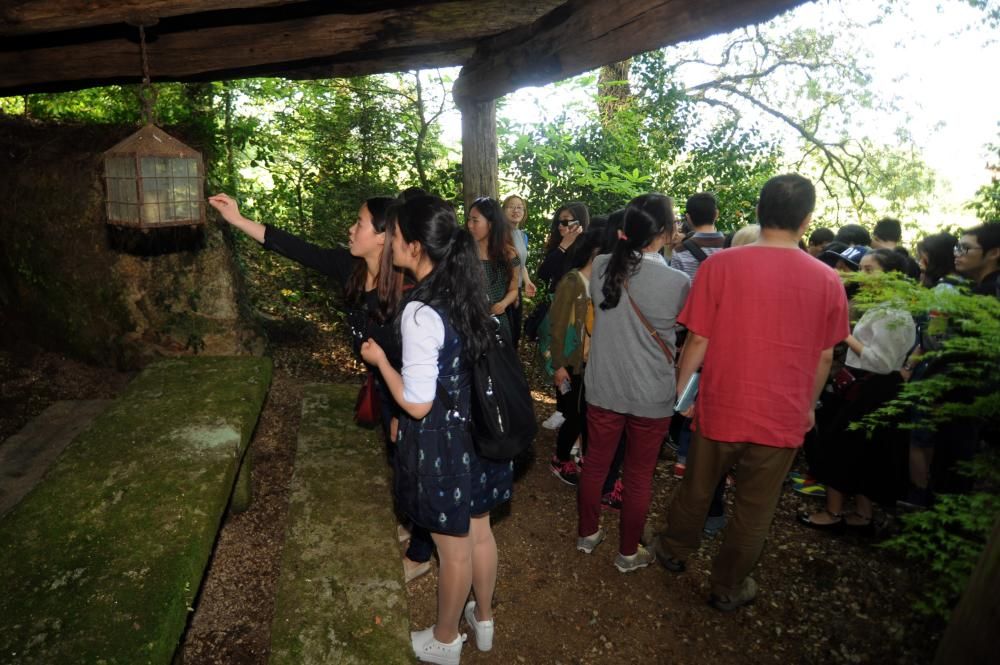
[{"x1": 0, "y1": 119, "x2": 265, "y2": 368}]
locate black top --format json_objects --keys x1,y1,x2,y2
[
  {"x1": 972, "y1": 270, "x2": 1000, "y2": 299},
  {"x1": 537, "y1": 247, "x2": 569, "y2": 292},
  {"x1": 263, "y1": 224, "x2": 402, "y2": 368}
]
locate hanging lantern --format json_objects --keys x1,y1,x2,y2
[
  {"x1": 103, "y1": 124, "x2": 205, "y2": 228},
  {"x1": 102, "y1": 23, "x2": 205, "y2": 229}
]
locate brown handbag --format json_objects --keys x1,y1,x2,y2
[
  {"x1": 624, "y1": 283, "x2": 675, "y2": 366},
  {"x1": 354, "y1": 372, "x2": 380, "y2": 427}
]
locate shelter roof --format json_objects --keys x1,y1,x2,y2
[{"x1": 1, "y1": 0, "x2": 806, "y2": 100}]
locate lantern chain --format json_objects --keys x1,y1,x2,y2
[{"x1": 137, "y1": 24, "x2": 158, "y2": 126}]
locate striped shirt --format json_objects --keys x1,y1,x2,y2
[{"x1": 669, "y1": 232, "x2": 726, "y2": 281}]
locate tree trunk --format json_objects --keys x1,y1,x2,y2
[
  {"x1": 597, "y1": 59, "x2": 633, "y2": 126},
  {"x1": 459, "y1": 97, "x2": 497, "y2": 212},
  {"x1": 933, "y1": 515, "x2": 1000, "y2": 665}
]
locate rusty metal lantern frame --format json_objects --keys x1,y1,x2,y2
[{"x1": 102, "y1": 24, "x2": 206, "y2": 229}]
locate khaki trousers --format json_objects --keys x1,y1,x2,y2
[{"x1": 658, "y1": 431, "x2": 797, "y2": 597}]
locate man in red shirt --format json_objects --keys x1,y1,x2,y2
[{"x1": 651, "y1": 174, "x2": 849, "y2": 610}]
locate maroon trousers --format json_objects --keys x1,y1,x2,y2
[{"x1": 578, "y1": 403, "x2": 671, "y2": 556}]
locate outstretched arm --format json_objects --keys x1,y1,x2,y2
[
  {"x1": 209, "y1": 192, "x2": 354, "y2": 284},
  {"x1": 208, "y1": 193, "x2": 265, "y2": 243}
]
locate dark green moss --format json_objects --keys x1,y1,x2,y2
[{"x1": 0, "y1": 356, "x2": 272, "y2": 664}]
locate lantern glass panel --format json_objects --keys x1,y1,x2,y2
[{"x1": 105, "y1": 157, "x2": 140, "y2": 223}]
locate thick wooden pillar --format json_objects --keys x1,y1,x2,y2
[{"x1": 458, "y1": 97, "x2": 498, "y2": 212}]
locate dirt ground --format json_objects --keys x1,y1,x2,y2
[{"x1": 0, "y1": 324, "x2": 942, "y2": 665}]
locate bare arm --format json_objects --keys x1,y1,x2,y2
[
  {"x1": 360, "y1": 339, "x2": 433, "y2": 420},
  {"x1": 844, "y1": 334, "x2": 864, "y2": 356},
  {"x1": 491, "y1": 252, "x2": 520, "y2": 314},
  {"x1": 208, "y1": 193, "x2": 265, "y2": 243},
  {"x1": 522, "y1": 266, "x2": 537, "y2": 298}
]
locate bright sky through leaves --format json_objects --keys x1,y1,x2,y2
[{"x1": 439, "y1": 0, "x2": 999, "y2": 224}]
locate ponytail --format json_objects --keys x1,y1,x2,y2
[
  {"x1": 600, "y1": 193, "x2": 674, "y2": 310},
  {"x1": 395, "y1": 196, "x2": 494, "y2": 362}
]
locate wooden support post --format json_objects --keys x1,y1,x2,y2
[
  {"x1": 459, "y1": 97, "x2": 498, "y2": 212},
  {"x1": 933, "y1": 515, "x2": 1000, "y2": 665}
]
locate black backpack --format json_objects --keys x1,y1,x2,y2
[{"x1": 438, "y1": 320, "x2": 537, "y2": 460}]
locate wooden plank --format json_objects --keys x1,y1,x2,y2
[
  {"x1": 0, "y1": 0, "x2": 309, "y2": 36},
  {"x1": 269, "y1": 383, "x2": 411, "y2": 664},
  {"x1": 0, "y1": 399, "x2": 113, "y2": 517},
  {"x1": 0, "y1": 356, "x2": 272, "y2": 665},
  {"x1": 453, "y1": 0, "x2": 808, "y2": 104},
  {"x1": 0, "y1": 1, "x2": 562, "y2": 96}
]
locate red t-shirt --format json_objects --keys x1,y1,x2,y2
[{"x1": 680, "y1": 245, "x2": 849, "y2": 447}]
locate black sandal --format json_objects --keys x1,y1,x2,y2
[
  {"x1": 844, "y1": 512, "x2": 875, "y2": 535},
  {"x1": 797, "y1": 510, "x2": 845, "y2": 532}
]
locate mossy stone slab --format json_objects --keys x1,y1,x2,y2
[
  {"x1": 0, "y1": 356, "x2": 272, "y2": 665},
  {"x1": 269, "y1": 384, "x2": 411, "y2": 665}
]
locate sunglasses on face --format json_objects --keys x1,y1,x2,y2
[{"x1": 558, "y1": 219, "x2": 579, "y2": 227}]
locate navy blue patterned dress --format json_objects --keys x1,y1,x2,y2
[{"x1": 394, "y1": 304, "x2": 514, "y2": 536}]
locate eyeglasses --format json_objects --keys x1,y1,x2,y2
[
  {"x1": 558, "y1": 219, "x2": 579, "y2": 227},
  {"x1": 954, "y1": 243, "x2": 983, "y2": 256}
]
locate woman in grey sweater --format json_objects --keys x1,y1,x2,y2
[{"x1": 576, "y1": 193, "x2": 690, "y2": 573}]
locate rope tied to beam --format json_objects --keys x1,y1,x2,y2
[{"x1": 137, "y1": 24, "x2": 158, "y2": 126}]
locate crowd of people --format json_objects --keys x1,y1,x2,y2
[{"x1": 207, "y1": 175, "x2": 999, "y2": 663}]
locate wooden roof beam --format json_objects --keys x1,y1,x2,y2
[
  {"x1": 1, "y1": 1, "x2": 311, "y2": 36},
  {"x1": 453, "y1": 0, "x2": 808, "y2": 105},
  {"x1": 0, "y1": 1, "x2": 562, "y2": 96}
]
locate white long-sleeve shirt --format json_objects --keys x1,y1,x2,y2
[{"x1": 846, "y1": 304, "x2": 916, "y2": 374}]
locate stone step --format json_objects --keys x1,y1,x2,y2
[
  {"x1": 269, "y1": 383, "x2": 411, "y2": 665},
  {"x1": 0, "y1": 356, "x2": 272, "y2": 665},
  {"x1": 0, "y1": 399, "x2": 113, "y2": 517}
]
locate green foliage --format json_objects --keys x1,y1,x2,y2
[
  {"x1": 880, "y1": 453, "x2": 1000, "y2": 619},
  {"x1": 846, "y1": 273, "x2": 1000, "y2": 432},
  {"x1": 967, "y1": 130, "x2": 1000, "y2": 222},
  {"x1": 842, "y1": 272, "x2": 999, "y2": 619},
  {"x1": 218, "y1": 73, "x2": 458, "y2": 320},
  {"x1": 499, "y1": 49, "x2": 781, "y2": 266},
  {"x1": 669, "y1": 6, "x2": 939, "y2": 225}
]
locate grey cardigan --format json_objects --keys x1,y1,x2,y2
[{"x1": 585, "y1": 252, "x2": 690, "y2": 418}]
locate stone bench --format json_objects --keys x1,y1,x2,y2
[
  {"x1": 0, "y1": 356, "x2": 272, "y2": 665},
  {"x1": 269, "y1": 383, "x2": 412, "y2": 665}
]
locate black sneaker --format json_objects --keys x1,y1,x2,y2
[
  {"x1": 601, "y1": 479, "x2": 623, "y2": 511},
  {"x1": 549, "y1": 456, "x2": 579, "y2": 486}
]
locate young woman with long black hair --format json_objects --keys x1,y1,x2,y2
[
  {"x1": 547, "y1": 228, "x2": 603, "y2": 486},
  {"x1": 576, "y1": 194, "x2": 690, "y2": 573},
  {"x1": 361, "y1": 196, "x2": 512, "y2": 664},
  {"x1": 207, "y1": 193, "x2": 436, "y2": 582},
  {"x1": 537, "y1": 201, "x2": 591, "y2": 293},
  {"x1": 466, "y1": 197, "x2": 519, "y2": 343}
]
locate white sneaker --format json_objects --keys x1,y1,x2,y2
[
  {"x1": 463, "y1": 600, "x2": 494, "y2": 652},
  {"x1": 576, "y1": 528, "x2": 605, "y2": 554},
  {"x1": 541, "y1": 411, "x2": 565, "y2": 430},
  {"x1": 614, "y1": 544, "x2": 655, "y2": 573},
  {"x1": 411, "y1": 626, "x2": 466, "y2": 664}
]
